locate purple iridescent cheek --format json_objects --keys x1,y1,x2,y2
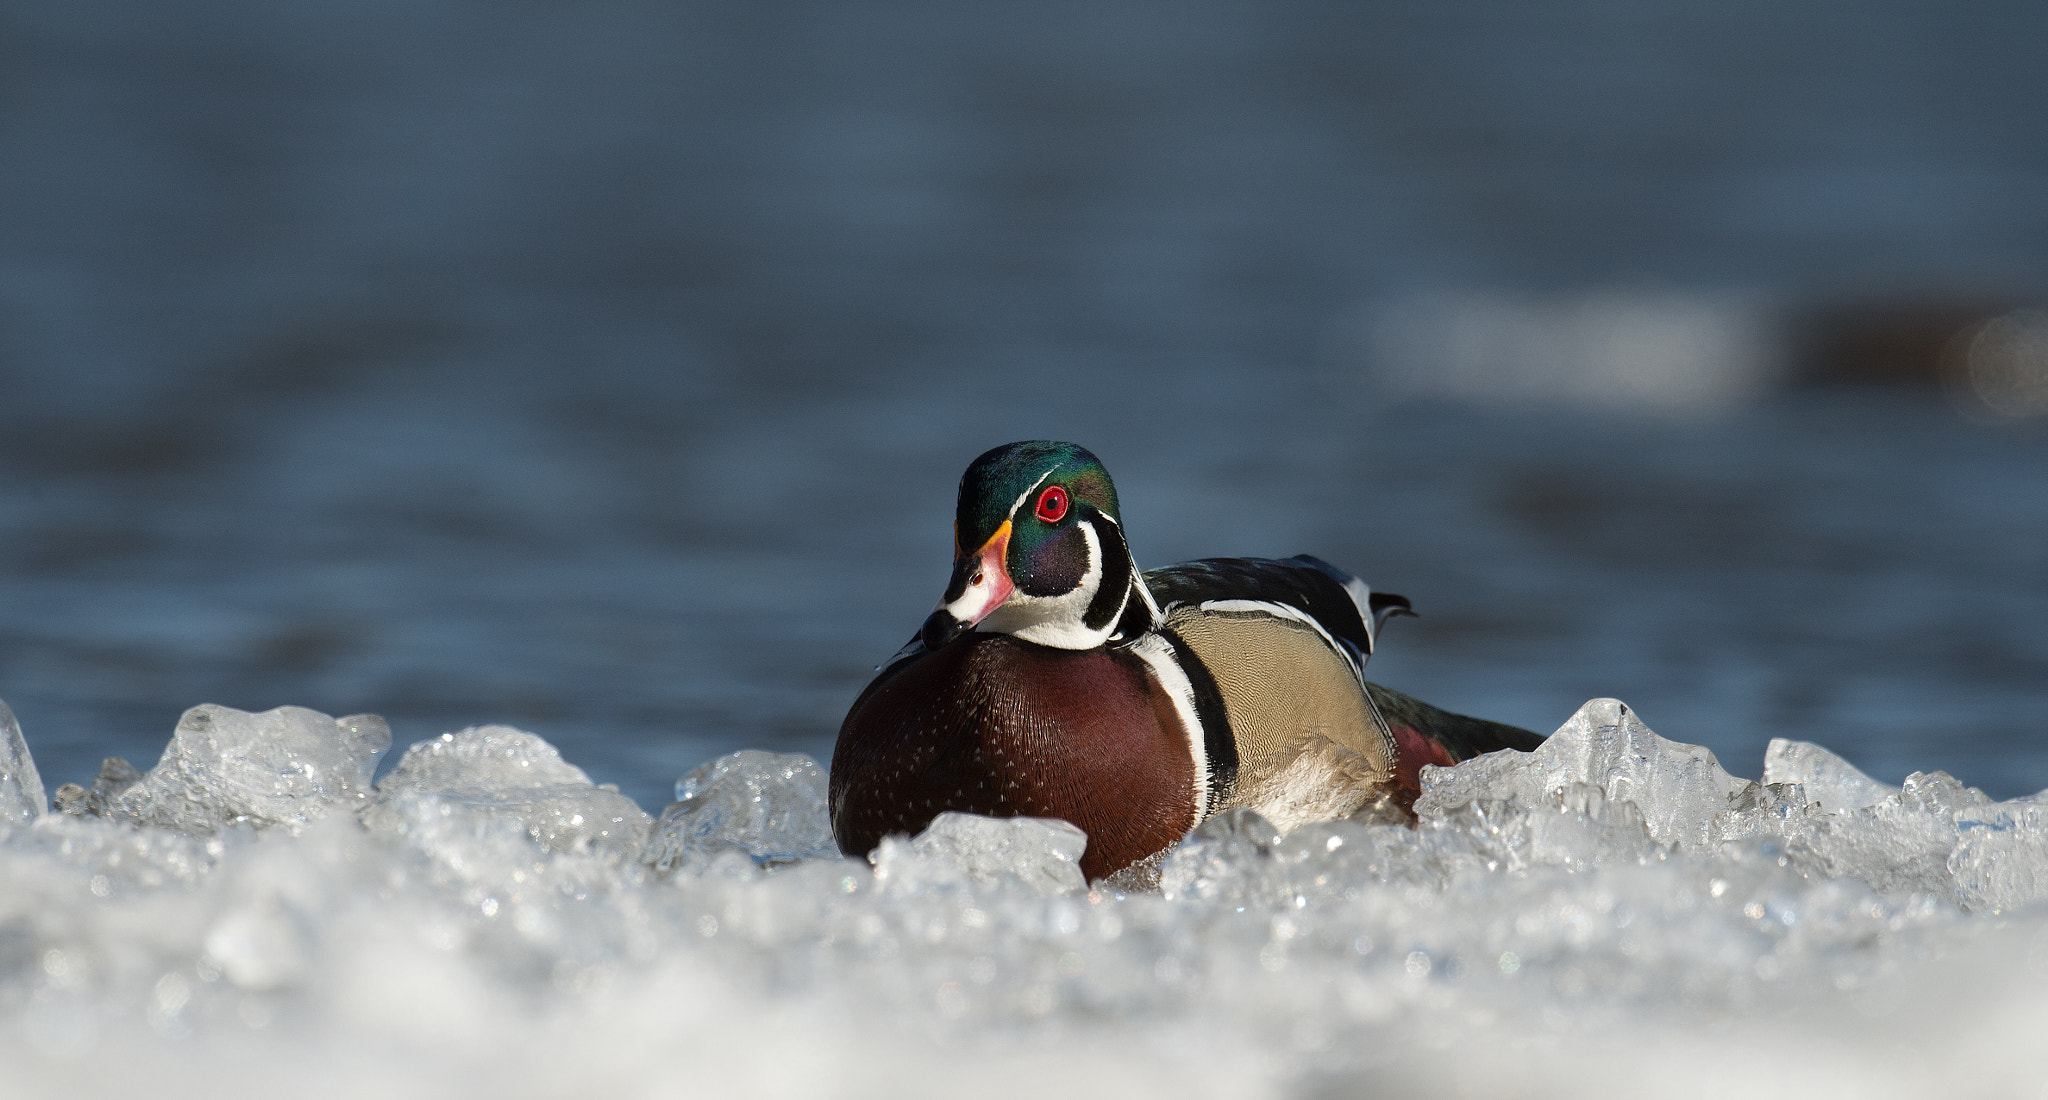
[{"x1": 1018, "y1": 525, "x2": 1089, "y2": 596}]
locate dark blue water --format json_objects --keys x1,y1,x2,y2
[{"x1": 3, "y1": 0, "x2": 2045, "y2": 809}]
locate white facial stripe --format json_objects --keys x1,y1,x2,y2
[
  {"x1": 1101, "y1": 512, "x2": 1162, "y2": 623},
  {"x1": 1005, "y1": 464, "x2": 1063, "y2": 523},
  {"x1": 1128, "y1": 633, "x2": 1210, "y2": 823},
  {"x1": 983, "y1": 520, "x2": 1109, "y2": 649}
]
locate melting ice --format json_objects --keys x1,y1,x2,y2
[{"x1": 2, "y1": 693, "x2": 2047, "y2": 1099}]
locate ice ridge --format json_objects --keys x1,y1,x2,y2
[{"x1": 2, "y1": 691, "x2": 2047, "y2": 1099}]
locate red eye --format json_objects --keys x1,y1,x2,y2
[{"x1": 1034, "y1": 485, "x2": 1069, "y2": 523}]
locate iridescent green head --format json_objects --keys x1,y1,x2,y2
[
  {"x1": 921, "y1": 441, "x2": 1152, "y2": 651},
  {"x1": 954, "y1": 440, "x2": 1120, "y2": 557}
]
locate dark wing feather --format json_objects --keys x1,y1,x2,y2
[
  {"x1": 1144, "y1": 556, "x2": 1544, "y2": 787},
  {"x1": 1142, "y1": 554, "x2": 1404, "y2": 658},
  {"x1": 1366, "y1": 682, "x2": 1546, "y2": 757}
]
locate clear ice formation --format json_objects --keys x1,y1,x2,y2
[
  {"x1": 2, "y1": 692, "x2": 2047, "y2": 1098},
  {"x1": 1415, "y1": 697, "x2": 1749, "y2": 854},
  {"x1": 1763, "y1": 737, "x2": 1897, "y2": 812},
  {"x1": 363, "y1": 725, "x2": 653, "y2": 862},
  {"x1": 55, "y1": 704, "x2": 390, "y2": 833},
  {"x1": 643, "y1": 749, "x2": 838, "y2": 872},
  {"x1": 0, "y1": 695, "x2": 44, "y2": 826},
  {"x1": 871, "y1": 811, "x2": 1089, "y2": 897}
]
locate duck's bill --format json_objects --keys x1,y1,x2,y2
[{"x1": 920, "y1": 521, "x2": 1014, "y2": 649}]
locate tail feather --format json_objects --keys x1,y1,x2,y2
[
  {"x1": 1280, "y1": 554, "x2": 1413, "y2": 653},
  {"x1": 1366, "y1": 591, "x2": 1415, "y2": 633}
]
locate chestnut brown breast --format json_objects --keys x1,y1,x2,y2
[{"x1": 829, "y1": 634, "x2": 1197, "y2": 880}]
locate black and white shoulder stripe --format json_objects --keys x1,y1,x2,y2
[{"x1": 1142, "y1": 554, "x2": 1412, "y2": 663}]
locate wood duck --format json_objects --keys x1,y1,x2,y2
[{"x1": 830, "y1": 441, "x2": 1542, "y2": 880}]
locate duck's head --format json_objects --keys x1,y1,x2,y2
[{"x1": 920, "y1": 441, "x2": 1157, "y2": 651}]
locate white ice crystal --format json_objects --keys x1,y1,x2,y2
[
  {"x1": 1415, "y1": 698, "x2": 1747, "y2": 853},
  {"x1": 643, "y1": 749, "x2": 838, "y2": 873},
  {"x1": 362, "y1": 725, "x2": 652, "y2": 863},
  {"x1": 1950, "y1": 796, "x2": 2048, "y2": 913},
  {"x1": 870, "y1": 811, "x2": 1088, "y2": 897},
  {"x1": 0, "y1": 695, "x2": 44, "y2": 826},
  {"x1": 98, "y1": 704, "x2": 390, "y2": 833},
  {"x1": 1763, "y1": 737, "x2": 1894, "y2": 813}
]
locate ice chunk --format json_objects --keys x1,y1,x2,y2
[
  {"x1": 1763, "y1": 739, "x2": 1893, "y2": 813},
  {"x1": 51, "y1": 755, "x2": 145, "y2": 818},
  {"x1": 1417, "y1": 699, "x2": 1747, "y2": 854},
  {"x1": 1776, "y1": 770, "x2": 1994, "y2": 898},
  {"x1": 0, "y1": 695, "x2": 45, "y2": 825},
  {"x1": 1397, "y1": 780, "x2": 1670, "y2": 888},
  {"x1": 1710, "y1": 780, "x2": 1816, "y2": 846},
  {"x1": 1159, "y1": 807, "x2": 1291, "y2": 905},
  {"x1": 94, "y1": 705, "x2": 390, "y2": 833},
  {"x1": 1507, "y1": 783, "x2": 1659, "y2": 871},
  {"x1": 643, "y1": 750, "x2": 837, "y2": 873},
  {"x1": 1950, "y1": 795, "x2": 2048, "y2": 913},
  {"x1": 1267, "y1": 817, "x2": 1422, "y2": 896},
  {"x1": 363, "y1": 726, "x2": 650, "y2": 861},
  {"x1": 1779, "y1": 773, "x2": 1990, "y2": 897},
  {"x1": 1410, "y1": 741, "x2": 1534, "y2": 818},
  {"x1": 1898, "y1": 769, "x2": 1990, "y2": 815},
  {"x1": 870, "y1": 812, "x2": 1086, "y2": 897},
  {"x1": 374, "y1": 724, "x2": 593, "y2": 792},
  {"x1": 1789, "y1": 805, "x2": 1956, "y2": 895}
]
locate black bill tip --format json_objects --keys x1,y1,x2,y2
[{"x1": 919, "y1": 610, "x2": 971, "y2": 650}]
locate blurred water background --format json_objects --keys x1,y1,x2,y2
[{"x1": 2, "y1": 0, "x2": 2045, "y2": 812}]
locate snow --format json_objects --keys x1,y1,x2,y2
[{"x1": 4, "y1": 694, "x2": 2048, "y2": 1098}]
